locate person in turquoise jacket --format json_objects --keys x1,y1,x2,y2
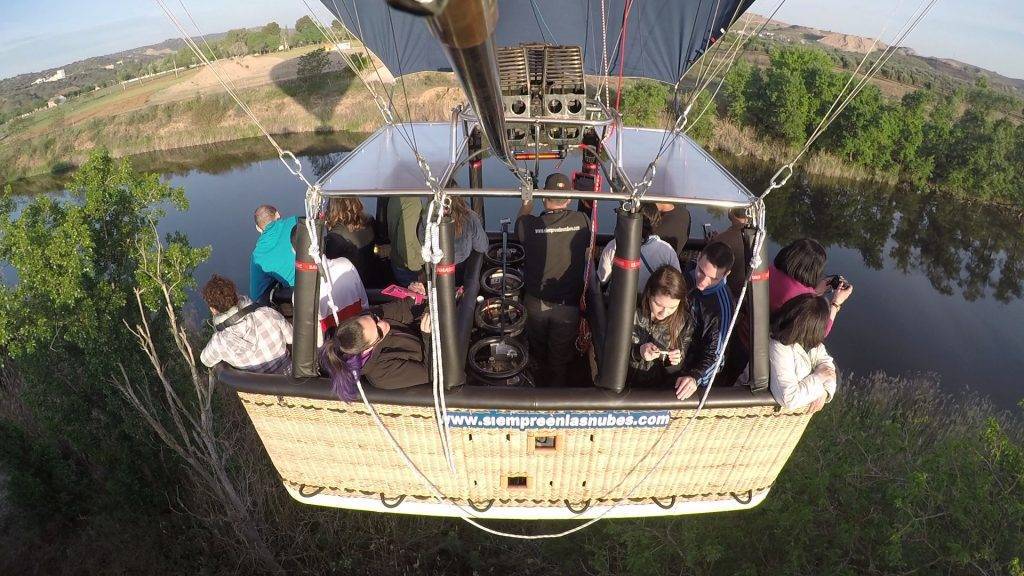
[{"x1": 250, "y1": 204, "x2": 299, "y2": 302}]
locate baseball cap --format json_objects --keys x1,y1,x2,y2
[{"x1": 544, "y1": 173, "x2": 571, "y2": 191}]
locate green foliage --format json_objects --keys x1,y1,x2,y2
[
  {"x1": 686, "y1": 91, "x2": 715, "y2": 144},
  {"x1": 297, "y1": 47, "x2": 330, "y2": 80},
  {"x1": 722, "y1": 60, "x2": 752, "y2": 123},
  {"x1": 0, "y1": 421, "x2": 89, "y2": 524},
  {"x1": 720, "y1": 44, "x2": 1024, "y2": 201},
  {"x1": 0, "y1": 150, "x2": 209, "y2": 526},
  {"x1": 349, "y1": 53, "x2": 370, "y2": 72},
  {"x1": 293, "y1": 16, "x2": 325, "y2": 46},
  {"x1": 620, "y1": 80, "x2": 669, "y2": 128}
]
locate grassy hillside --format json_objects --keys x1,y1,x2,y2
[{"x1": 0, "y1": 51, "x2": 461, "y2": 183}]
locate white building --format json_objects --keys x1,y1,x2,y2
[{"x1": 33, "y1": 69, "x2": 66, "y2": 85}]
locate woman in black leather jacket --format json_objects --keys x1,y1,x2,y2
[{"x1": 630, "y1": 266, "x2": 695, "y2": 388}]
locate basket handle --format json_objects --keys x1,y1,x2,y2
[
  {"x1": 564, "y1": 499, "x2": 591, "y2": 515},
  {"x1": 467, "y1": 498, "x2": 495, "y2": 513},
  {"x1": 298, "y1": 484, "x2": 324, "y2": 498},
  {"x1": 380, "y1": 493, "x2": 407, "y2": 509},
  {"x1": 731, "y1": 490, "x2": 753, "y2": 505},
  {"x1": 651, "y1": 495, "x2": 676, "y2": 509}
]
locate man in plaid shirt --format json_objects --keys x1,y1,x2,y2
[{"x1": 200, "y1": 274, "x2": 293, "y2": 374}]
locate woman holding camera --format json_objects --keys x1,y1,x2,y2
[{"x1": 769, "y1": 238, "x2": 853, "y2": 338}]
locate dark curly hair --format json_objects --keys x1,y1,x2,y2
[{"x1": 202, "y1": 274, "x2": 239, "y2": 313}]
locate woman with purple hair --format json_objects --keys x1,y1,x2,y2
[{"x1": 320, "y1": 300, "x2": 432, "y2": 401}]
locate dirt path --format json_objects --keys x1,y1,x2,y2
[{"x1": 152, "y1": 48, "x2": 393, "y2": 103}]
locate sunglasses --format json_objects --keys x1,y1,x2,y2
[{"x1": 367, "y1": 312, "x2": 385, "y2": 347}]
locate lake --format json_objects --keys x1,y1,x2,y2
[{"x1": 8, "y1": 134, "x2": 1024, "y2": 410}]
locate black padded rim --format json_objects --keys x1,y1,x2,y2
[{"x1": 215, "y1": 365, "x2": 779, "y2": 410}]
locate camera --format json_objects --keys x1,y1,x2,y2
[
  {"x1": 702, "y1": 223, "x2": 714, "y2": 240},
  {"x1": 827, "y1": 274, "x2": 850, "y2": 291}
]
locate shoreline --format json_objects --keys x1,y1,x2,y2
[{"x1": 8, "y1": 122, "x2": 1021, "y2": 218}]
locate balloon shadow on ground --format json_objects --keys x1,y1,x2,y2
[{"x1": 270, "y1": 52, "x2": 357, "y2": 133}]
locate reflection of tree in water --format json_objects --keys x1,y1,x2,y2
[
  {"x1": 309, "y1": 151, "x2": 347, "y2": 181},
  {"x1": 728, "y1": 159, "x2": 1024, "y2": 303}
]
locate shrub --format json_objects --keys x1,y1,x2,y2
[{"x1": 621, "y1": 80, "x2": 669, "y2": 128}]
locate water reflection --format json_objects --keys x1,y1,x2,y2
[{"x1": 722, "y1": 158, "x2": 1024, "y2": 304}]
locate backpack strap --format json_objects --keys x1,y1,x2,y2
[
  {"x1": 214, "y1": 301, "x2": 263, "y2": 331},
  {"x1": 639, "y1": 250, "x2": 654, "y2": 275}
]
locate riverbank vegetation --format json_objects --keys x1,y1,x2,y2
[
  {"x1": 621, "y1": 45, "x2": 1024, "y2": 207},
  {"x1": 0, "y1": 154, "x2": 1021, "y2": 574}
]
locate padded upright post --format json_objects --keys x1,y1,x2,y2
[
  {"x1": 434, "y1": 216, "x2": 466, "y2": 389},
  {"x1": 596, "y1": 208, "x2": 642, "y2": 393},
  {"x1": 292, "y1": 217, "x2": 321, "y2": 379},
  {"x1": 747, "y1": 227, "x2": 770, "y2": 392}
]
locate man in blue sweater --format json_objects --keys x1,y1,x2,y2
[
  {"x1": 676, "y1": 241, "x2": 735, "y2": 400},
  {"x1": 250, "y1": 204, "x2": 299, "y2": 303}
]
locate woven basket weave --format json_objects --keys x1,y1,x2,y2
[{"x1": 237, "y1": 391, "x2": 811, "y2": 509}]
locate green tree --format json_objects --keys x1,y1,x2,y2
[
  {"x1": 686, "y1": 90, "x2": 716, "y2": 144},
  {"x1": 297, "y1": 47, "x2": 331, "y2": 80},
  {"x1": 722, "y1": 60, "x2": 752, "y2": 123},
  {"x1": 620, "y1": 80, "x2": 668, "y2": 128},
  {"x1": 293, "y1": 16, "x2": 324, "y2": 46},
  {"x1": 757, "y1": 65, "x2": 811, "y2": 145},
  {"x1": 246, "y1": 22, "x2": 282, "y2": 54},
  {"x1": 893, "y1": 90, "x2": 933, "y2": 185},
  {"x1": 0, "y1": 150, "x2": 209, "y2": 525}
]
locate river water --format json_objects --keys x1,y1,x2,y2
[{"x1": 8, "y1": 134, "x2": 1024, "y2": 410}]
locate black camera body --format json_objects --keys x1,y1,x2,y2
[{"x1": 827, "y1": 274, "x2": 850, "y2": 291}]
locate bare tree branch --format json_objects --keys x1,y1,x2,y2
[{"x1": 110, "y1": 239, "x2": 283, "y2": 574}]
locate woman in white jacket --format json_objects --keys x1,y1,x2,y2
[{"x1": 769, "y1": 294, "x2": 836, "y2": 413}]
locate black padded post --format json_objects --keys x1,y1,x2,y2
[
  {"x1": 291, "y1": 217, "x2": 321, "y2": 379},
  {"x1": 746, "y1": 226, "x2": 770, "y2": 392},
  {"x1": 434, "y1": 216, "x2": 465, "y2": 389},
  {"x1": 596, "y1": 208, "x2": 642, "y2": 393}
]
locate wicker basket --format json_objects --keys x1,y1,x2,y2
[{"x1": 236, "y1": 390, "x2": 812, "y2": 518}]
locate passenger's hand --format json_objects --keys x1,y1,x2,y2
[
  {"x1": 640, "y1": 343, "x2": 661, "y2": 362},
  {"x1": 674, "y1": 376, "x2": 698, "y2": 400},
  {"x1": 408, "y1": 281, "x2": 426, "y2": 295},
  {"x1": 833, "y1": 282, "x2": 853, "y2": 306},
  {"x1": 807, "y1": 395, "x2": 827, "y2": 414},
  {"x1": 814, "y1": 277, "x2": 830, "y2": 296},
  {"x1": 815, "y1": 363, "x2": 836, "y2": 381},
  {"x1": 419, "y1": 311, "x2": 432, "y2": 333},
  {"x1": 666, "y1": 348, "x2": 682, "y2": 366}
]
